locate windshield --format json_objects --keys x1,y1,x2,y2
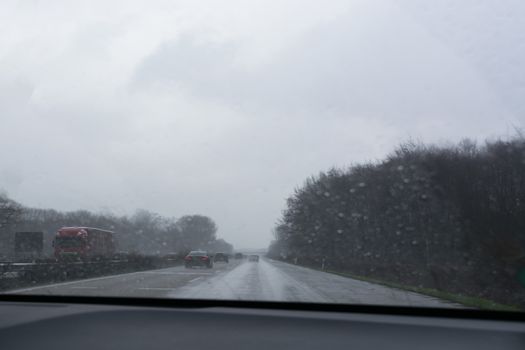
[{"x1": 0, "y1": 0, "x2": 524, "y2": 312}]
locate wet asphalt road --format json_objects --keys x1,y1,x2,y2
[{"x1": 7, "y1": 258, "x2": 459, "y2": 308}]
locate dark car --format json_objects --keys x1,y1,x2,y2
[
  {"x1": 184, "y1": 251, "x2": 213, "y2": 269},
  {"x1": 248, "y1": 255, "x2": 259, "y2": 262},
  {"x1": 234, "y1": 253, "x2": 244, "y2": 259},
  {"x1": 214, "y1": 252, "x2": 229, "y2": 263}
]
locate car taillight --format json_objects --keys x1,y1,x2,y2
[
  {"x1": 201, "y1": 256, "x2": 209, "y2": 261},
  {"x1": 184, "y1": 256, "x2": 192, "y2": 261}
]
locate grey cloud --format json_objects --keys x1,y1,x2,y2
[{"x1": 134, "y1": 4, "x2": 516, "y2": 136}]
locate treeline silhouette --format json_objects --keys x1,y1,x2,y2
[
  {"x1": 0, "y1": 198, "x2": 233, "y2": 258},
  {"x1": 268, "y1": 137, "x2": 525, "y2": 306}
]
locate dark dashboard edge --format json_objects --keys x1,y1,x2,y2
[{"x1": 1, "y1": 294, "x2": 524, "y2": 322}]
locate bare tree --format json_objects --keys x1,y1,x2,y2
[
  {"x1": 176, "y1": 215, "x2": 218, "y2": 251},
  {"x1": 0, "y1": 194, "x2": 21, "y2": 229},
  {"x1": 271, "y1": 136, "x2": 525, "y2": 307}
]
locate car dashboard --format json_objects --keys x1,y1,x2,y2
[{"x1": 0, "y1": 295, "x2": 524, "y2": 350}]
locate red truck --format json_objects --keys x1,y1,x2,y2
[{"x1": 53, "y1": 227, "x2": 115, "y2": 261}]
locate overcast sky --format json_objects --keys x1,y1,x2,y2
[{"x1": 0, "y1": 0, "x2": 524, "y2": 248}]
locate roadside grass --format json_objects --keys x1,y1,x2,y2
[{"x1": 307, "y1": 265, "x2": 522, "y2": 311}]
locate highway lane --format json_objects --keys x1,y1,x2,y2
[
  {"x1": 8, "y1": 260, "x2": 243, "y2": 298},
  {"x1": 6, "y1": 258, "x2": 459, "y2": 308}
]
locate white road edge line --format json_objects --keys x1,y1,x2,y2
[{"x1": 3, "y1": 268, "x2": 179, "y2": 293}]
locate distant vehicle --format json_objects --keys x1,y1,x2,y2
[
  {"x1": 234, "y1": 253, "x2": 244, "y2": 259},
  {"x1": 184, "y1": 251, "x2": 213, "y2": 269},
  {"x1": 214, "y1": 252, "x2": 229, "y2": 263},
  {"x1": 53, "y1": 227, "x2": 115, "y2": 261},
  {"x1": 248, "y1": 255, "x2": 259, "y2": 262}
]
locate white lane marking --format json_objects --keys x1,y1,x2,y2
[
  {"x1": 70, "y1": 286, "x2": 99, "y2": 289},
  {"x1": 188, "y1": 277, "x2": 203, "y2": 283},
  {"x1": 4, "y1": 270, "x2": 153, "y2": 293},
  {"x1": 5, "y1": 263, "x2": 234, "y2": 295},
  {"x1": 170, "y1": 262, "x2": 250, "y2": 300}
]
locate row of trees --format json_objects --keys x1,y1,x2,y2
[
  {"x1": 268, "y1": 137, "x2": 525, "y2": 306},
  {"x1": 0, "y1": 193, "x2": 21, "y2": 230},
  {"x1": 0, "y1": 195, "x2": 233, "y2": 258}
]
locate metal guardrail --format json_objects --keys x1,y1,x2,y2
[{"x1": 0, "y1": 256, "x2": 183, "y2": 291}]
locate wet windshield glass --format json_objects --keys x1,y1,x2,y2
[{"x1": 0, "y1": 0, "x2": 524, "y2": 312}]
